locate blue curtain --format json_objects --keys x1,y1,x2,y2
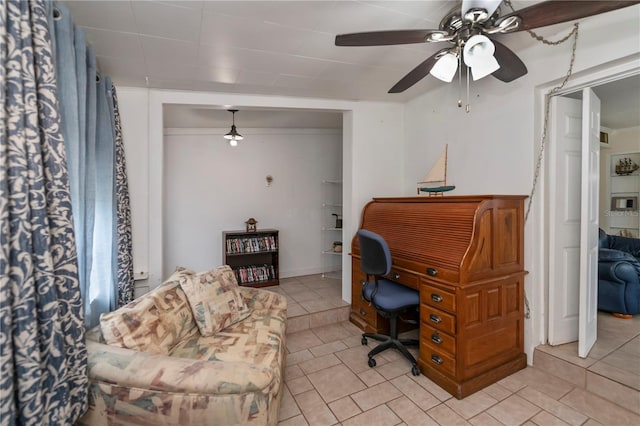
[
  {"x1": 0, "y1": 0, "x2": 88, "y2": 423},
  {"x1": 52, "y1": 4, "x2": 133, "y2": 327}
]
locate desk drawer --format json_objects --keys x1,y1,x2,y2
[
  {"x1": 421, "y1": 305, "x2": 455, "y2": 335},
  {"x1": 421, "y1": 323, "x2": 456, "y2": 356},
  {"x1": 422, "y1": 346, "x2": 456, "y2": 377},
  {"x1": 421, "y1": 283, "x2": 456, "y2": 313},
  {"x1": 384, "y1": 268, "x2": 419, "y2": 290},
  {"x1": 352, "y1": 298, "x2": 376, "y2": 322}
]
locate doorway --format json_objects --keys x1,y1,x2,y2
[{"x1": 543, "y1": 64, "x2": 640, "y2": 358}]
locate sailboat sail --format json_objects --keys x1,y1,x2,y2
[
  {"x1": 417, "y1": 145, "x2": 455, "y2": 195},
  {"x1": 420, "y1": 148, "x2": 447, "y2": 184}
]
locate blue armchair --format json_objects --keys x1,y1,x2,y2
[{"x1": 598, "y1": 229, "x2": 640, "y2": 317}]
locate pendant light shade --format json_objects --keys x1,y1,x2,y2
[
  {"x1": 430, "y1": 52, "x2": 459, "y2": 83},
  {"x1": 463, "y1": 35, "x2": 500, "y2": 81},
  {"x1": 224, "y1": 109, "x2": 243, "y2": 146}
]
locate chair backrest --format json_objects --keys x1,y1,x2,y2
[{"x1": 357, "y1": 229, "x2": 392, "y2": 277}]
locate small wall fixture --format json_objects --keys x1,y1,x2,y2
[{"x1": 224, "y1": 109, "x2": 243, "y2": 147}]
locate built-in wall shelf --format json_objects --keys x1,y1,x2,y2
[
  {"x1": 607, "y1": 151, "x2": 639, "y2": 238},
  {"x1": 322, "y1": 180, "x2": 343, "y2": 279}
]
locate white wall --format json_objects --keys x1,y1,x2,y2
[
  {"x1": 162, "y1": 128, "x2": 342, "y2": 278},
  {"x1": 117, "y1": 88, "x2": 404, "y2": 301},
  {"x1": 402, "y1": 7, "x2": 640, "y2": 362},
  {"x1": 600, "y1": 126, "x2": 640, "y2": 233},
  {"x1": 116, "y1": 87, "x2": 151, "y2": 296}
]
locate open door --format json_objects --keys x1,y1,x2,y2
[
  {"x1": 578, "y1": 88, "x2": 600, "y2": 358},
  {"x1": 548, "y1": 96, "x2": 582, "y2": 345}
]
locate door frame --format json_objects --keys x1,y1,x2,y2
[{"x1": 531, "y1": 54, "x2": 639, "y2": 350}]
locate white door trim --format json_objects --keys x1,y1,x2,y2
[{"x1": 530, "y1": 53, "x2": 640, "y2": 350}]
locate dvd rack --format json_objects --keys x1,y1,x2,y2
[{"x1": 223, "y1": 229, "x2": 279, "y2": 288}]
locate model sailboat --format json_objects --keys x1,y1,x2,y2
[{"x1": 417, "y1": 145, "x2": 455, "y2": 196}]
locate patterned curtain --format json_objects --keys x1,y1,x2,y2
[
  {"x1": 113, "y1": 85, "x2": 134, "y2": 307},
  {"x1": 0, "y1": 0, "x2": 88, "y2": 423}
]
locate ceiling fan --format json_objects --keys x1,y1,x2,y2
[{"x1": 335, "y1": 0, "x2": 639, "y2": 93}]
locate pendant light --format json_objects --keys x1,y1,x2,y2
[
  {"x1": 463, "y1": 35, "x2": 500, "y2": 81},
  {"x1": 430, "y1": 50, "x2": 459, "y2": 83},
  {"x1": 224, "y1": 109, "x2": 243, "y2": 147}
]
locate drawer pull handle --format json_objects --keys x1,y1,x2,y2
[
  {"x1": 431, "y1": 333, "x2": 442, "y2": 344},
  {"x1": 426, "y1": 268, "x2": 438, "y2": 276},
  {"x1": 360, "y1": 280, "x2": 367, "y2": 287},
  {"x1": 392, "y1": 272, "x2": 400, "y2": 280},
  {"x1": 359, "y1": 308, "x2": 366, "y2": 316},
  {"x1": 431, "y1": 293, "x2": 443, "y2": 303},
  {"x1": 429, "y1": 314, "x2": 441, "y2": 324},
  {"x1": 431, "y1": 354, "x2": 443, "y2": 365}
]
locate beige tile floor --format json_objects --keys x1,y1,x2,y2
[{"x1": 270, "y1": 276, "x2": 640, "y2": 426}]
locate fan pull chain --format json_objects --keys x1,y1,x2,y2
[
  {"x1": 525, "y1": 23, "x2": 579, "y2": 223},
  {"x1": 466, "y1": 66, "x2": 471, "y2": 113},
  {"x1": 458, "y1": 55, "x2": 463, "y2": 108},
  {"x1": 505, "y1": 0, "x2": 581, "y2": 321},
  {"x1": 524, "y1": 25, "x2": 580, "y2": 322}
]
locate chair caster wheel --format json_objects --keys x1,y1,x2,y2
[
  {"x1": 361, "y1": 336, "x2": 368, "y2": 345},
  {"x1": 411, "y1": 365, "x2": 420, "y2": 376},
  {"x1": 368, "y1": 357, "x2": 376, "y2": 368}
]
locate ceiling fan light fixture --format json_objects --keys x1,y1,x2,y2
[
  {"x1": 224, "y1": 109, "x2": 243, "y2": 146},
  {"x1": 463, "y1": 35, "x2": 500, "y2": 80},
  {"x1": 469, "y1": 55, "x2": 500, "y2": 80},
  {"x1": 430, "y1": 52, "x2": 458, "y2": 83}
]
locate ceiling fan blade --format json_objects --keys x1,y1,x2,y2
[
  {"x1": 462, "y1": 0, "x2": 502, "y2": 17},
  {"x1": 335, "y1": 29, "x2": 443, "y2": 46},
  {"x1": 491, "y1": 40, "x2": 527, "y2": 82},
  {"x1": 388, "y1": 50, "x2": 447, "y2": 93},
  {"x1": 496, "y1": 1, "x2": 640, "y2": 32}
]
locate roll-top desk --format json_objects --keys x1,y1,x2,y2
[{"x1": 350, "y1": 195, "x2": 527, "y2": 399}]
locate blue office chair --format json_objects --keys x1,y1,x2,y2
[{"x1": 357, "y1": 229, "x2": 420, "y2": 376}]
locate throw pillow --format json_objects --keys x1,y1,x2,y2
[
  {"x1": 179, "y1": 265, "x2": 250, "y2": 336},
  {"x1": 99, "y1": 267, "x2": 195, "y2": 354}
]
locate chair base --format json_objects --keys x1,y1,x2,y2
[
  {"x1": 362, "y1": 332, "x2": 420, "y2": 376},
  {"x1": 612, "y1": 312, "x2": 633, "y2": 319}
]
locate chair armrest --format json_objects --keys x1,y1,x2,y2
[
  {"x1": 599, "y1": 249, "x2": 640, "y2": 285},
  {"x1": 86, "y1": 340, "x2": 274, "y2": 395}
]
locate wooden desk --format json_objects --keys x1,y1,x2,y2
[{"x1": 350, "y1": 195, "x2": 527, "y2": 399}]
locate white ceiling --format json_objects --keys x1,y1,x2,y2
[{"x1": 63, "y1": 0, "x2": 639, "y2": 129}]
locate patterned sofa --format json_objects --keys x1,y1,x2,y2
[{"x1": 78, "y1": 266, "x2": 287, "y2": 426}]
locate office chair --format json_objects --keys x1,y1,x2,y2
[{"x1": 357, "y1": 229, "x2": 420, "y2": 376}]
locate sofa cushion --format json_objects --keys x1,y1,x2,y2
[
  {"x1": 99, "y1": 267, "x2": 197, "y2": 354},
  {"x1": 179, "y1": 265, "x2": 250, "y2": 336},
  {"x1": 170, "y1": 289, "x2": 286, "y2": 378}
]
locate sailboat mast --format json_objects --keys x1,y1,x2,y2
[{"x1": 444, "y1": 144, "x2": 448, "y2": 185}]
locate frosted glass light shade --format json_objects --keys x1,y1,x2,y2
[
  {"x1": 463, "y1": 35, "x2": 500, "y2": 80},
  {"x1": 469, "y1": 55, "x2": 499, "y2": 80},
  {"x1": 430, "y1": 53, "x2": 458, "y2": 83}
]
